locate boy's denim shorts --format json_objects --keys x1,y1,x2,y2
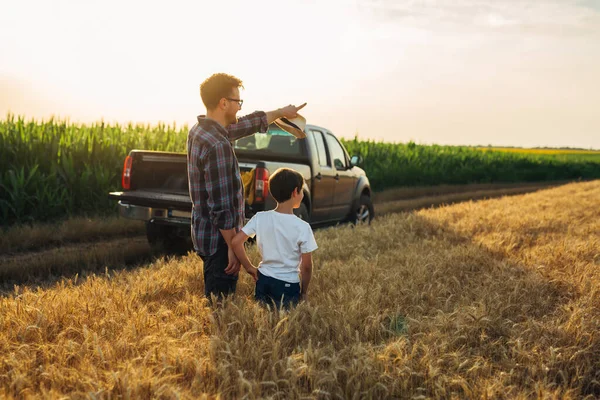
[{"x1": 255, "y1": 270, "x2": 300, "y2": 309}]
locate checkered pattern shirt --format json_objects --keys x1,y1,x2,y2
[{"x1": 187, "y1": 112, "x2": 268, "y2": 256}]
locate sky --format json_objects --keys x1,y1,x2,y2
[{"x1": 1, "y1": 0, "x2": 599, "y2": 148}]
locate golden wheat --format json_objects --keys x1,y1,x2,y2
[{"x1": 0, "y1": 181, "x2": 598, "y2": 399}]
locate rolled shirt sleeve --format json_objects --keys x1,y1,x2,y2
[
  {"x1": 203, "y1": 141, "x2": 239, "y2": 230},
  {"x1": 226, "y1": 111, "x2": 269, "y2": 141}
]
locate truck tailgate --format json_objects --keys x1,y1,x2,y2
[{"x1": 108, "y1": 190, "x2": 191, "y2": 210}]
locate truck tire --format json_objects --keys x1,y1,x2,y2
[
  {"x1": 350, "y1": 195, "x2": 374, "y2": 225},
  {"x1": 294, "y1": 203, "x2": 310, "y2": 223},
  {"x1": 146, "y1": 222, "x2": 191, "y2": 255}
]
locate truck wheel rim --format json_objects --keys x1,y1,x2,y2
[{"x1": 357, "y1": 205, "x2": 370, "y2": 222}]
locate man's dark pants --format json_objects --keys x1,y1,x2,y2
[{"x1": 198, "y1": 238, "x2": 238, "y2": 300}]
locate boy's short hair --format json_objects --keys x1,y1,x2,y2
[
  {"x1": 200, "y1": 73, "x2": 244, "y2": 110},
  {"x1": 268, "y1": 168, "x2": 304, "y2": 203}
]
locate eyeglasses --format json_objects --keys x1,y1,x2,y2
[{"x1": 226, "y1": 98, "x2": 243, "y2": 107}]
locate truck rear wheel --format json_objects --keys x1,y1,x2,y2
[
  {"x1": 146, "y1": 222, "x2": 191, "y2": 255},
  {"x1": 350, "y1": 195, "x2": 374, "y2": 225}
]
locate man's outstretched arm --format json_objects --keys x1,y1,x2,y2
[
  {"x1": 226, "y1": 111, "x2": 268, "y2": 141},
  {"x1": 226, "y1": 103, "x2": 307, "y2": 141},
  {"x1": 265, "y1": 103, "x2": 307, "y2": 124}
]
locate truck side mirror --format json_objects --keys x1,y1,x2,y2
[{"x1": 350, "y1": 155, "x2": 363, "y2": 167}]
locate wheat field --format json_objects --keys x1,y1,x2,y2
[
  {"x1": 1, "y1": 181, "x2": 598, "y2": 399},
  {"x1": 477, "y1": 147, "x2": 600, "y2": 156}
]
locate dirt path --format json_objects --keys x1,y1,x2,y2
[
  {"x1": 0, "y1": 180, "x2": 569, "y2": 285},
  {"x1": 0, "y1": 236, "x2": 151, "y2": 288}
]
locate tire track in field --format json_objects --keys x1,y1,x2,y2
[{"x1": 0, "y1": 236, "x2": 152, "y2": 289}]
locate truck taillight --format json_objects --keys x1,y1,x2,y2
[
  {"x1": 122, "y1": 155, "x2": 133, "y2": 190},
  {"x1": 254, "y1": 167, "x2": 269, "y2": 202}
]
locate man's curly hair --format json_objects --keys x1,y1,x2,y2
[{"x1": 200, "y1": 73, "x2": 244, "y2": 110}]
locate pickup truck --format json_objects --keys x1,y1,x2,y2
[{"x1": 108, "y1": 123, "x2": 374, "y2": 253}]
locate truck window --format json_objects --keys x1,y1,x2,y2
[
  {"x1": 311, "y1": 130, "x2": 329, "y2": 167},
  {"x1": 325, "y1": 134, "x2": 347, "y2": 170},
  {"x1": 233, "y1": 125, "x2": 302, "y2": 156}
]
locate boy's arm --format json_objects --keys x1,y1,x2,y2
[
  {"x1": 299, "y1": 253, "x2": 313, "y2": 301},
  {"x1": 231, "y1": 231, "x2": 258, "y2": 281}
]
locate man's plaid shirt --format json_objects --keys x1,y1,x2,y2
[{"x1": 187, "y1": 112, "x2": 268, "y2": 256}]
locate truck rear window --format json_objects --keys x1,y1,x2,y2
[{"x1": 233, "y1": 125, "x2": 303, "y2": 156}]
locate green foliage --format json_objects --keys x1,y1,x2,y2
[
  {"x1": 340, "y1": 137, "x2": 600, "y2": 191},
  {"x1": 2, "y1": 115, "x2": 599, "y2": 226},
  {"x1": 0, "y1": 114, "x2": 187, "y2": 226}
]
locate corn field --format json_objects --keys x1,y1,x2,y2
[
  {"x1": 2, "y1": 114, "x2": 600, "y2": 226},
  {"x1": 0, "y1": 115, "x2": 187, "y2": 226},
  {"x1": 341, "y1": 137, "x2": 600, "y2": 191}
]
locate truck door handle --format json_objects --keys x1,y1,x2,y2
[
  {"x1": 334, "y1": 174, "x2": 340, "y2": 181},
  {"x1": 316, "y1": 173, "x2": 322, "y2": 180}
]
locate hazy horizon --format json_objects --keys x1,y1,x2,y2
[{"x1": 2, "y1": 0, "x2": 599, "y2": 149}]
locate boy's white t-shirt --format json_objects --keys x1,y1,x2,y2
[{"x1": 242, "y1": 210, "x2": 318, "y2": 283}]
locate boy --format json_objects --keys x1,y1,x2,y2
[{"x1": 232, "y1": 168, "x2": 318, "y2": 308}]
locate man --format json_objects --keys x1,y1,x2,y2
[{"x1": 187, "y1": 72, "x2": 306, "y2": 301}]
